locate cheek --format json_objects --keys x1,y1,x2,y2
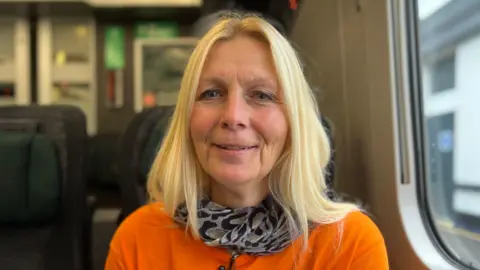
[
  {"x1": 190, "y1": 106, "x2": 214, "y2": 142},
  {"x1": 270, "y1": 125, "x2": 288, "y2": 151},
  {"x1": 254, "y1": 110, "x2": 289, "y2": 149}
]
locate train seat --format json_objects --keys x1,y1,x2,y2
[
  {"x1": 86, "y1": 134, "x2": 122, "y2": 209},
  {"x1": 117, "y1": 106, "x2": 175, "y2": 222},
  {"x1": 0, "y1": 105, "x2": 93, "y2": 270},
  {"x1": 320, "y1": 116, "x2": 336, "y2": 195},
  {"x1": 87, "y1": 134, "x2": 121, "y2": 189}
]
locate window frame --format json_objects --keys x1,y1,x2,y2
[{"x1": 389, "y1": 0, "x2": 475, "y2": 269}]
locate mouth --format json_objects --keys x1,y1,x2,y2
[{"x1": 212, "y1": 143, "x2": 259, "y2": 151}]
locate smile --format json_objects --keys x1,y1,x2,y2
[{"x1": 213, "y1": 144, "x2": 258, "y2": 150}]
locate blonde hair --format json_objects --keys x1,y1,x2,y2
[{"x1": 147, "y1": 12, "x2": 359, "y2": 250}]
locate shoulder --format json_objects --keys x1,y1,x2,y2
[
  {"x1": 308, "y1": 210, "x2": 388, "y2": 268},
  {"x1": 340, "y1": 210, "x2": 385, "y2": 245},
  {"x1": 311, "y1": 210, "x2": 384, "y2": 241},
  {"x1": 120, "y1": 202, "x2": 172, "y2": 228},
  {"x1": 105, "y1": 203, "x2": 180, "y2": 269},
  {"x1": 343, "y1": 210, "x2": 383, "y2": 234},
  {"x1": 109, "y1": 202, "x2": 176, "y2": 249}
]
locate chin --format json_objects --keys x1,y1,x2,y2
[{"x1": 210, "y1": 170, "x2": 257, "y2": 186}]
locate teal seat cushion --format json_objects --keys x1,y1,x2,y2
[{"x1": 0, "y1": 132, "x2": 60, "y2": 225}]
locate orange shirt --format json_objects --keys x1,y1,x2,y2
[{"x1": 105, "y1": 203, "x2": 389, "y2": 270}]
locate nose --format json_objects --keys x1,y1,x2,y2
[{"x1": 220, "y1": 89, "x2": 249, "y2": 131}]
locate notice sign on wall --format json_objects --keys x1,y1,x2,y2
[
  {"x1": 104, "y1": 26, "x2": 125, "y2": 108},
  {"x1": 104, "y1": 26, "x2": 125, "y2": 70}
]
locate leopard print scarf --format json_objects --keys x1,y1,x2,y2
[{"x1": 173, "y1": 196, "x2": 301, "y2": 256}]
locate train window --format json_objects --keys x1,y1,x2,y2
[{"x1": 416, "y1": 0, "x2": 480, "y2": 268}]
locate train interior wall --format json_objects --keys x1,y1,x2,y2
[{"x1": 291, "y1": 0, "x2": 423, "y2": 269}]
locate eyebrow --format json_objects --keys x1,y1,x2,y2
[
  {"x1": 199, "y1": 77, "x2": 228, "y2": 88},
  {"x1": 199, "y1": 75, "x2": 277, "y2": 88}
]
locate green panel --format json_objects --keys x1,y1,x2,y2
[
  {"x1": 104, "y1": 26, "x2": 125, "y2": 70},
  {"x1": 134, "y1": 22, "x2": 179, "y2": 39}
]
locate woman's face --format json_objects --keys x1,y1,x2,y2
[{"x1": 190, "y1": 35, "x2": 288, "y2": 199}]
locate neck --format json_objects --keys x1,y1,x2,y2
[{"x1": 210, "y1": 182, "x2": 269, "y2": 208}]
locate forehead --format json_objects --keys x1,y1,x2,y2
[{"x1": 200, "y1": 35, "x2": 277, "y2": 82}]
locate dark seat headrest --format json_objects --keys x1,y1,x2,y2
[{"x1": 0, "y1": 132, "x2": 61, "y2": 225}]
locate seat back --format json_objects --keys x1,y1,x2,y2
[
  {"x1": 321, "y1": 116, "x2": 335, "y2": 190},
  {"x1": 87, "y1": 134, "x2": 121, "y2": 189},
  {"x1": 118, "y1": 106, "x2": 175, "y2": 219},
  {"x1": 0, "y1": 132, "x2": 60, "y2": 225},
  {"x1": 195, "y1": 0, "x2": 305, "y2": 36},
  {"x1": 0, "y1": 105, "x2": 89, "y2": 270}
]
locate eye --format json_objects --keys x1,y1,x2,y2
[
  {"x1": 198, "y1": 89, "x2": 222, "y2": 100},
  {"x1": 252, "y1": 91, "x2": 275, "y2": 101}
]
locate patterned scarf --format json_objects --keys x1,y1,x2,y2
[{"x1": 173, "y1": 196, "x2": 301, "y2": 256}]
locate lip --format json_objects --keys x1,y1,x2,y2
[{"x1": 212, "y1": 143, "x2": 259, "y2": 151}]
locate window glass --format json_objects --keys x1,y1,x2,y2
[
  {"x1": 431, "y1": 53, "x2": 455, "y2": 93},
  {"x1": 417, "y1": 0, "x2": 480, "y2": 268}
]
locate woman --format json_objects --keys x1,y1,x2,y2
[{"x1": 106, "y1": 13, "x2": 389, "y2": 270}]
